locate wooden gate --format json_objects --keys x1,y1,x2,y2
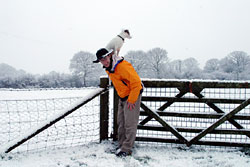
[{"x1": 111, "y1": 79, "x2": 250, "y2": 147}]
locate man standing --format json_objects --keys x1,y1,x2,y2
[{"x1": 93, "y1": 48, "x2": 143, "y2": 157}]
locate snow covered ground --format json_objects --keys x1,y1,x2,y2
[
  {"x1": 1, "y1": 140, "x2": 250, "y2": 167},
  {"x1": 0, "y1": 88, "x2": 95, "y2": 100},
  {"x1": 0, "y1": 88, "x2": 250, "y2": 167}
]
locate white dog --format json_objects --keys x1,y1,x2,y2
[
  {"x1": 106, "y1": 29, "x2": 132, "y2": 56},
  {"x1": 105, "y1": 29, "x2": 132, "y2": 72}
]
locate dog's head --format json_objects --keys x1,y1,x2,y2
[{"x1": 120, "y1": 29, "x2": 132, "y2": 39}]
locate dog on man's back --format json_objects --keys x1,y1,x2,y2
[
  {"x1": 105, "y1": 29, "x2": 132, "y2": 72},
  {"x1": 105, "y1": 29, "x2": 132, "y2": 56}
]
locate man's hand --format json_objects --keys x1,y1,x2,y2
[{"x1": 127, "y1": 101, "x2": 135, "y2": 111}]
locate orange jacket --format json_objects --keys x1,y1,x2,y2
[{"x1": 106, "y1": 60, "x2": 142, "y2": 104}]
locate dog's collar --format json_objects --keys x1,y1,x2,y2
[{"x1": 117, "y1": 35, "x2": 124, "y2": 41}]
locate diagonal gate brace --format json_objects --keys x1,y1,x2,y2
[
  {"x1": 140, "y1": 102, "x2": 188, "y2": 144},
  {"x1": 206, "y1": 102, "x2": 250, "y2": 138},
  {"x1": 187, "y1": 98, "x2": 250, "y2": 147},
  {"x1": 139, "y1": 84, "x2": 204, "y2": 126},
  {"x1": 139, "y1": 89, "x2": 189, "y2": 126}
]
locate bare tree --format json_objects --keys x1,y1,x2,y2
[
  {"x1": 204, "y1": 58, "x2": 220, "y2": 73},
  {"x1": 146, "y1": 47, "x2": 168, "y2": 78},
  {"x1": 124, "y1": 50, "x2": 148, "y2": 77},
  {"x1": 220, "y1": 51, "x2": 250, "y2": 80},
  {"x1": 69, "y1": 51, "x2": 101, "y2": 87},
  {"x1": 168, "y1": 60, "x2": 183, "y2": 79},
  {"x1": 182, "y1": 58, "x2": 202, "y2": 79}
]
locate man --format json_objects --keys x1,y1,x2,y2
[{"x1": 93, "y1": 48, "x2": 143, "y2": 157}]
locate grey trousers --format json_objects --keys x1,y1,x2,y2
[{"x1": 117, "y1": 94, "x2": 141, "y2": 153}]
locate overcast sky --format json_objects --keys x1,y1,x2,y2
[{"x1": 0, "y1": 0, "x2": 250, "y2": 74}]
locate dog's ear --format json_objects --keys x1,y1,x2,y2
[{"x1": 124, "y1": 29, "x2": 130, "y2": 36}]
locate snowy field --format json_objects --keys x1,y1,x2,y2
[
  {"x1": 0, "y1": 88, "x2": 250, "y2": 167},
  {"x1": 0, "y1": 88, "x2": 96, "y2": 100},
  {"x1": 1, "y1": 141, "x2": 250, "y2": 167}
]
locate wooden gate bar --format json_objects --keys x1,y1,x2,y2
[
  {"x1": 139, "y1": 89, "x2": 189, "y2": 126},
  {"x1": 197, "y1": 87, "x2": 250, "y2": 138},
  {"x1": 140, "y1": 111, "x2": 250, "y2": 120},
  {"x1": 137, "y1": 125, "x2": 250, "y2": 135},
  {"x1": 207, "y1": 102, "x2": 246, "y2": 129},
  {"x1": 136, "y1": 136, "x2": 250, "y2": 147},
  {"x1": 140, "y1": 102, "x2": 188, "y2": 144},
  {"x1": 190, "y1": 90, "x2": 250, "y2": 138},
  {"x1": 139, "y1": 82, "x2": 204, "y2": 126},
  {"x1": 187, "y1": 98, "x2": 250, "y2": 147},
  {"x1": 142, "y1": 97, "x2": 245, "y2": 104}
]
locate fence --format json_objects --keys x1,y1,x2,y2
[
  {"x1": 1, "y1": 78, "x2": 250, "y2": 154},
  {"x1": 0, "y1": 84, "x2": 108, "y2": 154},
  {"x1": 107, "y1": 79, "x2": 250, "y2": 148}
]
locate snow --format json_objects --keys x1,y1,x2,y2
[
  {"x1": 0, "y1": 88, "x2": 96, "y2": 100},
  {"x1": 1, "y1": 88, "x2": 250, "y2": 166},
  {"x1": 1, "y1": 141, "x2": 250, "y2": 167}
]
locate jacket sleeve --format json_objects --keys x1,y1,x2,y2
[{"x1": 120, "y1": 63, "x2": 142, "y2": 104}]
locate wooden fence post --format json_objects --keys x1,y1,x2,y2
[
  {"x1": 113, "y1": 89, "x2": 119, "y2": 141},
  {"x1": 100, "y1": 77, "x2": 109, "y2": 142}
]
